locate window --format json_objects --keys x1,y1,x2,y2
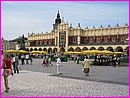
[
  {"x1": 61, "y1": 34, "x2": 65, "y2": 41},
  {"x1": 49, "y1": 40, "x2": 52, "y2": 44},
  {"x1": 5, "y1": 44, "x2": 6, "y2": 50},
  {"x1": 44, "y1": 40, "x2": 47, "y2": 45},
  {"x1": 90, "y1": 38, "x2": 93, "y2": 42},
  {"x1": 40, "y1": 41, "x2": 42, "y2": 45},
  {"x1": 104, "y1": 37, "x2": 107, "y2": 42},
  {"x1": 53, "y1": 39, "x2": 55, "y2": 44},
  {"x1": 97, "y1": 38, "x2": 100, "y2": 42},
  {"x1": 73, "y1": 37, "x2": 76, "y2": 43},
  {"x1": 36, "y1": 41, "x2": 39, "y2": 45},
  {"x1": 121, "y1": 37, "x2": 124, "y2": 41},
  {"x1": 84, "y1": 38, "x2": 87, "y2": 43},
  {"x1": 112, "y1": 37, "x2": 115, "y2": 42}
]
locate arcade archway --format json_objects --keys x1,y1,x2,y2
[
  {"x1": 82, "y1": 47, "x2": 88, "y2": 51},
  {"x1": 43, "y1": 48, "x2": 47, "y2": 52},
  {"x1": 89, "y1": 47, "x2": 96, "y2": 50},
  {"x1": 68, "y1": 47, "x2": 74, "y2": 52},
  {"x1": 98, "y1": 47, "x2": 104, "y2": 51},
  {"x1": 75, "y1": 47, "x2": 81, "y2": 52},
  {"x1": 60, "y1": 47, "x2": 65, "y2": 53},
  {"x1": 48, "y1": 48, "x2": 52, "y2": 54},
  {"x1": 53, "y1": 48, "x2": 58, "y2": 53},
  {"x1": 106, "y1": 46, "x2": 114, "y2": 52}
]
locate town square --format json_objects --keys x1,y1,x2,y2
[{"x1": 1, "y1": 1, "x2": 129, "y2": 97}]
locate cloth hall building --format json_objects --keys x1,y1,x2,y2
[{"x1": 26, "y1": 11, "x2": 129, "y2": 54}]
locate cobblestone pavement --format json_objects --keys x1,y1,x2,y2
[
  {"x1": 1, "y1": 70, "x2": 128, "y2": 97},
  {"x1": 17, "y1": 59, "x2": 128, "y2": 85}
]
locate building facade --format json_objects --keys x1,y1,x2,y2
[
  {"x1": 2, "y1": 35, "x2": 28, "y2": 52},
  {"x1": 2, "y1": 37, "x2": 18, "y2": 51},
  {"x1": 26, "y1": 11, "x2": 129, "y2": 55}
]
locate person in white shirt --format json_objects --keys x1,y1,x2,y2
[
  {"x1": 21, "y1": 54, "x2": 25, "y2": 65},
  {"x1": 12, "y1": 54, "x2": 19, "y2": 74},
  {"x1": 25, "y1": 54, "x2": 29, "y2": 64},
  {"x1": 56, "y1": 55, "x2": 62, "y2": 74},
  {"x1": 48, "y1": 57, "x2": 53, "y2": 66}
]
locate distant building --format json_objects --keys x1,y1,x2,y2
[
  {"x1": 2, "y1": 36, "x2": 28, "y2": 52},
  {"x1": 2, "y1": 37, "x2": 17, "y2": 51},
  {"x1": 26, "y1": 11, "x2": 129, "y2": 54}
]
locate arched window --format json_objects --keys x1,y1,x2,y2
[
  {"x1": 112, "y1": 37, "x2": 115, "y2": 42},
  {"x1": 97, "y1": 38, "x2": 100, "y2": 42},
  {"x1": 73, "y1": 37, "x2": 76, "y2": 43},
  {"x1": 36, "y1": 41, "x2": 38, "y2": 45},
  {"x1": 44, "y1": 40, "x2": 47, "y2": 45},
  {"x1": 121, "y1": 37, "x2": 124, "y2": 41},
  {"x1": 90, "y1": 38, "x2": 93, "y2": 42},
  {"x1": 40, "y1": 41, "x2": 42, "y2": 45},
  {"x1": 84, "y1": 38, "x2": 87, "y2": 43},
  {"x1": 104, "y1": 37, "x2": 107, "y2": 42}
]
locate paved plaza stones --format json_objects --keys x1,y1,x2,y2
[
  {"x1": 1, "y1": 70, "x2": 128, "y2": 96},
  {"x1": 1, "y1": 59, "x2": 129, "y2": 97}
]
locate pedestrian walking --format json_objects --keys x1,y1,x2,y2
[
  {"x1": 41, "y1": 56, "x2": 46, "y2": 66},
  {"x1": 56, "y1": 55, "x2": 62, "y2": 74},
  {"x1": 74, "y1": 55, "x2": 77, "y2": 63},
  {"x1": 2, "y1": 54, "x2": 13, "y2": 92},
  {"x1": 45, "y1": 57, "x2": 48, "y2": 67},
  {"x1": 21, "y1": 54, "x2": 25, "y2": 65},
  {"x1": 77, "y1": 56, "x2": 80, "y2": 64},
  {"x1": 25, "y1": 54, "x2": 29, "y2": 64},
  {"x1": 15, "y1": 54, "x2": 19, "y2": 74},
  {"x1": 12, "y1": 54, "x2": 16, "y2": 73},
  {"x1": 48, "y1": 57, "x2": 53, "y2": 66},
  {"x1": 113, "y1": 56, "x2": 117, "y2": 67},
  {"x1": 117, "y1": 56, "x2": 120, "y2": 65},
  {"x1": 30, "y1": 55, "x2": 33, "y2": 65},
  {"x1": 82, "y1": 56, "x2": 91, "y2": 76}
]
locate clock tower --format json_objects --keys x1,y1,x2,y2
[{"x1": 53, "y1": 10, "x2": 61, "y2": 30}]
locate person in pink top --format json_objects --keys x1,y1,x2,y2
[{"x1": 2, "y1": 54, "x2": 13, "y2": 92}]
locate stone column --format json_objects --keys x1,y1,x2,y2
[
  {"x1": 77, "y1": 26, "x2": 81, "y2": 45},
  {"x1": 65, "y1": 30, "x2": 68, "y2": 52},
  {"x1": 77, "y1": 35, "x2": 80, "y2": 45},
  {"x1": 57, "y1": 29, "x2": 59, "y2": 48},
  {"x1": 54, "y1": 37, "x2": 56, "y2": 46}
]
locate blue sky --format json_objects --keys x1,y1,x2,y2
[{"x1": 2, "y1": 1, "x2": 128, "y2": 40}]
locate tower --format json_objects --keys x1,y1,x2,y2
[{"x1": 53, "y1": 10, "x2": 61, "y2": 30}]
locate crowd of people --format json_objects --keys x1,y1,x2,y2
[
  {"x1": 69, "y1": 54, "x2": 121, "y2": 67},
  {"x1": 95, "y1": 55, "x2": 121, "y2": 67},
  {"x1": 20, "y1": 54, "x2": 33, "y2": 65},
  {"x1": 41, "y1": 55, "x2": 53, "y2": 67},
  {"x1": 1, "y1": 52, "x2": 122, "y2": 92}
]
